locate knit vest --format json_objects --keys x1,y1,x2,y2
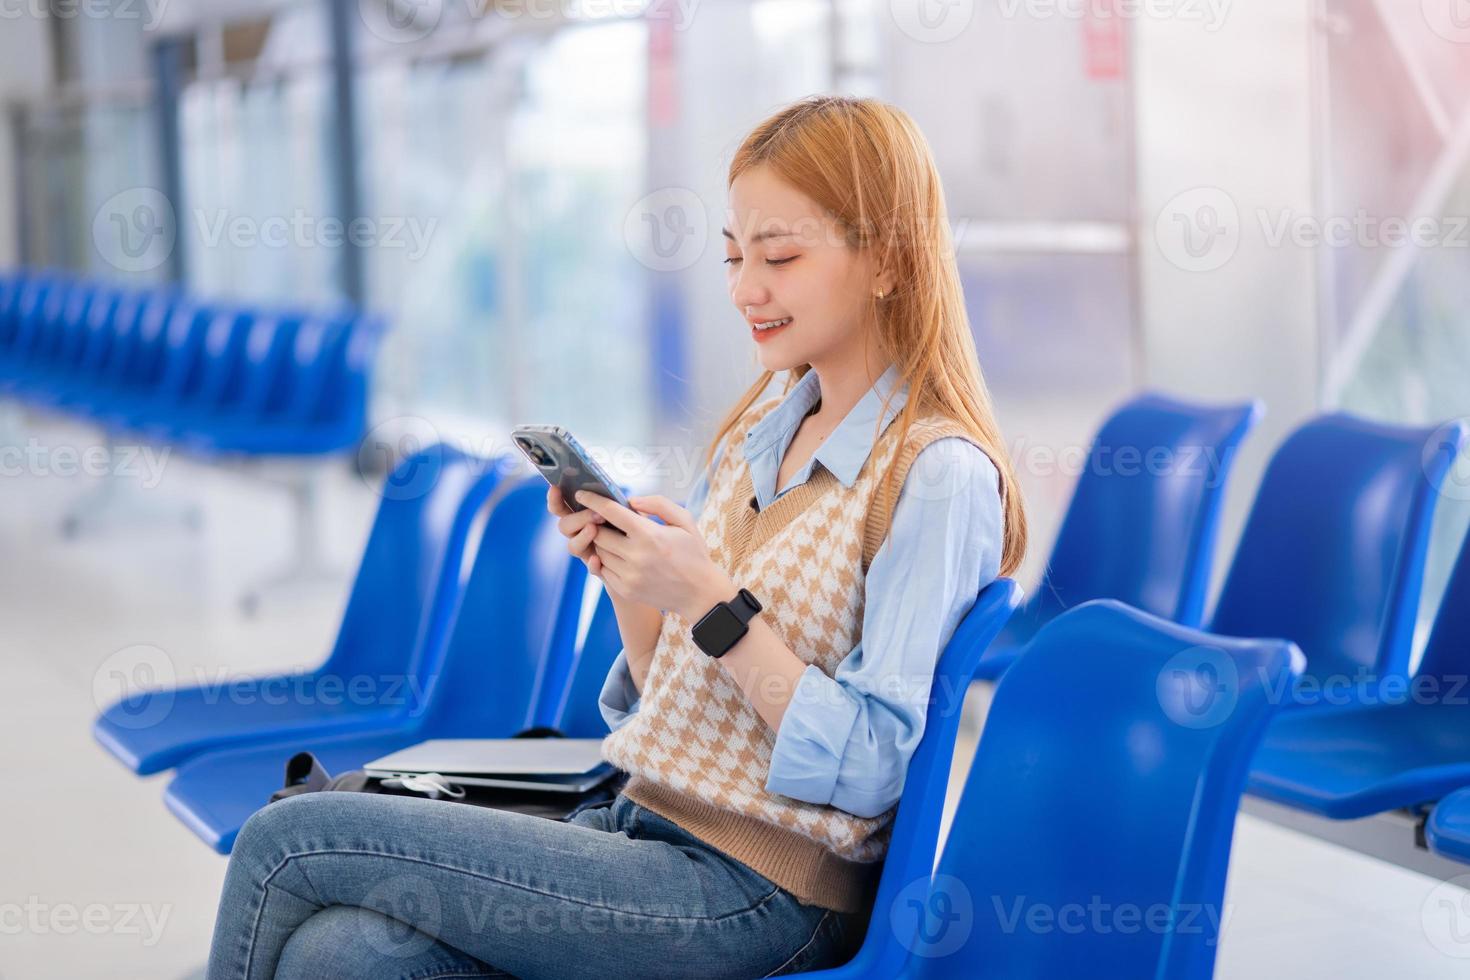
[{"x1": 599, "y1": 392, "x2": 982, "y2": 913}]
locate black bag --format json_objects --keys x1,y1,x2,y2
[{"x1": 267, "y1": 726, "x2": 629, "y2": 823}]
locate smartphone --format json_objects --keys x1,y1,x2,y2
[{"x1": 511, "y1": 425, "x2": 632, "y2": 526}]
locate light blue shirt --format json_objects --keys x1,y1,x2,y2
[{"x1": 598, "y1": 362, "x2": 1005, "y2": 819}]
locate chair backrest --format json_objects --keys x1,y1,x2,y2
[
  {"x1": 413, "y1": 474, "x2": 587, "y2": 734},
  {"x1": 911, "y1": 600, "x2": 1301, "y2": 980},
  {"x1": 8, "y1": 274, "x2": 59, "y2": 363},
  {"x1": 547, "y1": 584, "x2": 631, "y2": 737},
  {"x1": 1413, "y1": 524, "x2": 1470, "y2": 681},
  {"x1": 318, "y1": 444, "x2": 505, "y2": 690},
  {"x1": 836, "y1": 578, "x2": 1021, "y2": 979},
  {"x1": 1210, "y1": 414, "x2": 1467, "y2": 683},
  {"x1": 1020, "y1": 393, "x2": 1261, "y2": 636}
]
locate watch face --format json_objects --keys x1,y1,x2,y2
[{"x1": 693, "y1": 603, "x2": 746, "y2": 655}]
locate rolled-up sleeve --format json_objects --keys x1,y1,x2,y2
[
  {"x1": 764, "y1": 437, "x2": 1005, "y2": 818},
  {"x1": 595, "y1": 438, "x2": 725, "y2": 733},
  {"x1": 598, "y1": 648, "x2": 643, "y2": 733}
]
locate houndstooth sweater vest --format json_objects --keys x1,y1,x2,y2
[{"x1": 599, "y1": 392, "x2": 981, "y2": 913}]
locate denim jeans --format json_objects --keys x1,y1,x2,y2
[{"x1": 206, "y1": 789, "x2": 869, "y2": 979}]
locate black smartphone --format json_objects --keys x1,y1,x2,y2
[{"x1": 512, "y1": 424, "x2": 632, "y2": 530}]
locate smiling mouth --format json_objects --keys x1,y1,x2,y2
[{"x1": 752, "y1": 317, "x2": 792, "y2": 331}]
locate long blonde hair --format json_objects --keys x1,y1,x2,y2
[{"x1": 706, "y1": 95, "x2": 1028, "y2": 576}]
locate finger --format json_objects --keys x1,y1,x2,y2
[
  {"x1": 591, "y1": 525, "x2": 630, "y2": 559},
  {"x1": 628, "y1": 494, "x2": 697, "y2": 533},
  {"x1": 575, "y1": 490, "x2": 642, "y2": 534},
  {"x1": 568, "y1": 524, "x2": 596, "y2": 558},
  {"x1": 548, "y1": 485, "x2": 572, "y2": 517},
  {"x1": 599, "y1": 557, "x2": 628, "y2": 594},
  {"x1": 558, "y1": 507, "x2": 602, "y2": 539}
]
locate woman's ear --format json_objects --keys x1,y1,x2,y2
[{"x1": 873, "y1": 268, "x2": 896, "y2": 298}]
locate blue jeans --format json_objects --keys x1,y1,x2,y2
[{"x1": 206, "y1": 789, "x2": 869, "y2": 979}]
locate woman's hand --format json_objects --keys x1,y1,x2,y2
[
  {"x1": 547, "y1": 485, "x2": 615, "y2": 580},
  {"x1": 575, "y1": 490, "x2": 736, "y2": 622}
]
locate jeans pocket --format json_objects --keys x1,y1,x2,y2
[{"x1": 760, "y1": 909, "x2": 842, "y2": 977}]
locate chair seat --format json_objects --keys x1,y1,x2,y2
[
  {"x1": 94, "y1": 676, "x2": 410, "y2": 775},
  {"x1": 165, "y1": 729, "x2": 423, "y2": 854},
  {"x1": 1248, "y1": 701, "x2": 1470, "y2": 818},
  {"x1": 1427, "y1": 787, "x2": 1470, "y2": 863}
]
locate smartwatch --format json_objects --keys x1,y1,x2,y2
[{"x1": 691, "y1": 588, "x2": 763, "y2": 658}]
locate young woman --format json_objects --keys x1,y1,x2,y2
[{"x1": 205, "y1": 94, "x2": 1026, "y2": 980}]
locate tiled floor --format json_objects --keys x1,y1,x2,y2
[{"x1": 2, "y1": 415, "x2": 1466, "y2": 978}]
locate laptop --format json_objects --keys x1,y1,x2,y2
[{"x1": 363, "y1": 738, "x2": 617, "y2": 794}]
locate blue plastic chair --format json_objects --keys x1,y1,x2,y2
[
  {"x1": 1209, "y1": 415, "x2": 1465, "y2": 705},
  {"x1": 802, "y1": 601, "x2": 1302, "y2": 979},
  {"x1": 1250, "y1": 521, "x2": 1470, "y2": 818},
  {"x1": 977, "y1": 393, "x2": 1260, "y2": 680},
  {"x1": 93, "y1": 444, "x2": 505, "y2": 774},
  {"x1": 162, "y1": 474, "x2": 586, "y2": 853},
  {"x1": 788, "y1": 578, "x2": 1020, "y2": 978},
  {"x1": 91, "y1": 298, "x2": 214, "y2": 429},
  {"x1": 1220, "y1": 414, "x2": 1465, "y2": 696}
]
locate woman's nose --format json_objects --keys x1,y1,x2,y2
[{"x1": 729, "y1": 266, "x2": 770, "y2": 311}]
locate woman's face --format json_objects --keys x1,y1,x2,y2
[{"x1": 723, "y1": 164, "x2": 888, "y2": 374}]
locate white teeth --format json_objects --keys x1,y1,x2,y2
[{"x1": 756, "y1": 317, "x2": 791, "y2": 330}]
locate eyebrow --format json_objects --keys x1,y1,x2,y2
[{"x1": 721, "y1": 228, "x2": 794, "y2": 244}]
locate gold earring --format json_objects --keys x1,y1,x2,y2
[{"x1": 876, "y1": 290, "x2": 886, "y2": 299}]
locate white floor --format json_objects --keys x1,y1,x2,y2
[{"x1": 2, "y1": 415, "x2": 1466, "y2": 978}]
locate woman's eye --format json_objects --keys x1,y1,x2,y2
[
  {"x1": 766, "y1": 256, "x2": 797, "y2": 266},
  {"x1": 723, "y1": 256, "x2": 742, "y2": 265}
]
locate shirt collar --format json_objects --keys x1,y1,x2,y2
[{"x1": 743, "y1": 362, "x2": 908, "y2": 488}]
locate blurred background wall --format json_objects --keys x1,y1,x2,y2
[{"x1": 2, "y1": 0, "x2": 1468, "y2": 628}]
